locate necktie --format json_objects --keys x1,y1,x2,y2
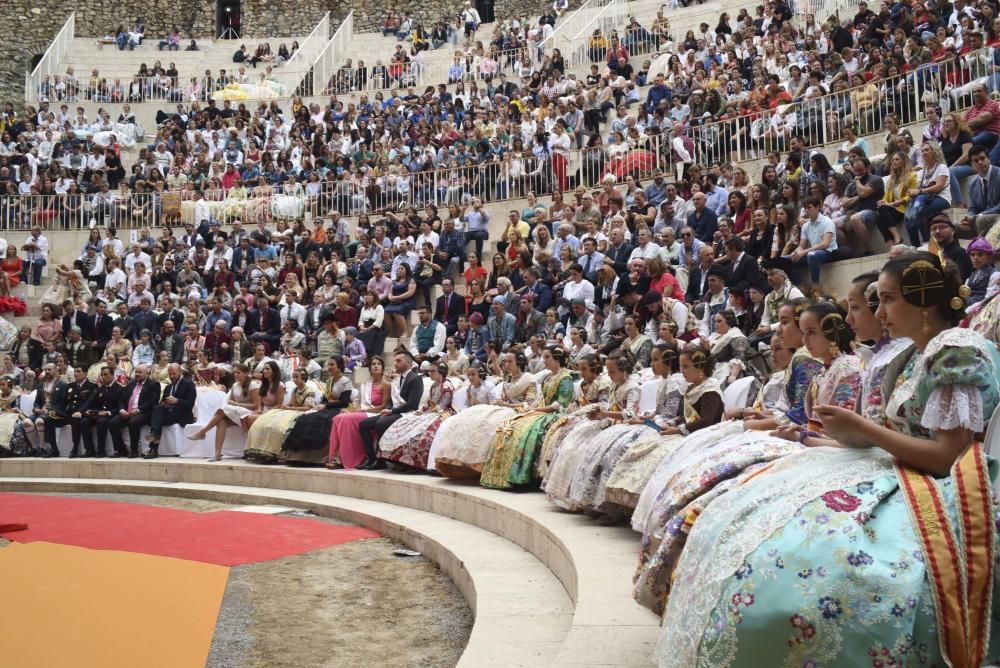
[
  {"x1": 445, "y1": 294, "x2": 450, "y2": 313},
  {"x1": 584, "y1": 255, "x2": 592, "y2": 274}
]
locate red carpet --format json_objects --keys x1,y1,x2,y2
[{"x1": 0, "y1": 492, "x2": 380, "y2": 566}]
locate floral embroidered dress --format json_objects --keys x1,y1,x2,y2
[
  {"x1": 657, "y1": 328, "x2": 1000, "y2": 667},
  {"x1": 536, "y1": 373, "x2": 613, "y2": 480},
  {"x1": 480, "y1": 368, "x2": 574, "y2": 490},
  {"x1": 544, "y1": 375, "x2": 648, "y2": 513},
  {"x1": 603, "y1": 373, "x2": 695, "y2": 510},
  {"x1": 378, "y1": 378, "x2": 455, "y2": 471},
  {"x1": 434, "y1": 372, "x2": 536, "y2": 480},
  {"x1": 633, "y1": 353, "x2": 855, "y2": 616},
  {"x1": 244, "y1": 383, "x2": 321, "y2": 463}
]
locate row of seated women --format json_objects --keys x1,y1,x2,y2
[{"x1": 178, "y1": 250, "x2": 1000, "y2": 666}]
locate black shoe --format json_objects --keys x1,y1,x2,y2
[
  {"x1": 83, "y1": 450, "x2": 95, "y2": 458},
  {"x1": 95, "y1": 449, "x2": 106, "y2": 458},
  {"x1": 45, "y1": 448, "x2": 59, "y2": 458},
  {"x1": 69, "y1": 449, "x2": 79, "y2": 458},
  {"x1": 369, "y1": 460, "x2": 387, "y2": 470},
  {"x1": 127, "y1": 450, "x2": 138, "y2": 459},
  {"x1": 109, "y1": 451, "x2": 124, "y2": 458},
  {"x1": 359, "y1": 457, "x2": 376, "y2": 470},
  {"x1": 142, "y1": 448, "x2": 159, "y2": 460}
]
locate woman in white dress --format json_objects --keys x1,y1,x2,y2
[{"x1": 187, "y1": 363, "x2": 261, "y2": 461}]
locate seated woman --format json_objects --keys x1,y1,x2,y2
[
  {"x1": 633, "y1": 300, "x2": 863, "y2": 616},
  {"x1": 601, "y1": 344, "x2": 695, "y2": 510},
  {"x1": 435, "y1": 351, "x2": 536, "y2": 480},
  {"x1": 0, "y1": 246, "x2": 22, "y2": 296},
  {"x1": 189, "y1": 349, "x2": 222, "y2": 387},
  {"x1": 149, "y1": 350, "x2": 171, "y2": 383},
  {"x1": 706, "y1": 309, "x2": 750, "y2": 387},
  {"x1": 480, "y1": 345, "x2": 574, "y2": 490},
  {"x1": 537, "y1": 353, "x2": 612, "y2": 480},
  {"x1": 188, "y1": 363, "x2": 261, "y2": 461},
  {"x1": 0, "y1": 377, "x2": 31, "y2": 457},
  {"x1": 657, "y1": 252, "x2": 1000, "y2": 666},
  {"x1": 283, "y1": 357, "x2": 354, "y2": 466},
  {"x1": 245, "y1": 368, "x2": 319, "y2": 464},
  {"x1": 328, "y1": 358, "x2": 390, "y2": 470},
  {"x1": 241, "y1": 359, "x2": 283, "y2": 428},
  {"x1": 427, "y1": 361, "x2": 494, "y2": 472},
  {"x1": 378, "y1": 361, "x2": 454, "y2": 471},
  {"x1": 132, "y1": 329, "x2": 155, "y2": 368},
  {"x1": 543, "y1": 347, "x2": 652, "y2": 515}
]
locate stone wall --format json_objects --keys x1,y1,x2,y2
[{"x1": 0, "y1": 0, "x2": 565, "y2": 106}]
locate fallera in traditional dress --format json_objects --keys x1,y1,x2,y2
[
  {"x1": 435, "y1": 372, "x2": 536, "y2": 480},
  {"x1": 244, "y1": 383, "x2": 320, "y2": 463},
  {"x1": 284, "y1": 375, "x2": 353, "y2": 465},
  {"x1": 633, "y1": 350, "x2": 860, "y2": 616},
  {"x1": 480, "y1": 368, "x2": 574, "y2": 490},
  {"x1": 657, "y1": 328, "x2": 1000, "y2": 667},
  {"x1": 537, "y1": 374, "x2": 613, "y2": 482},
  {"x1": 378, "y1": 378, "x2": 455, "y2": 471}
]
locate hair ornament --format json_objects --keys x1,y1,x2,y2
[{"x1": 900, "y1": 259, "x2": 945, "y2": 307}]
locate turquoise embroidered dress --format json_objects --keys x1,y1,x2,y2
[{"x1": 657, "y1": 328, "x2": 1000, "y2": 667}]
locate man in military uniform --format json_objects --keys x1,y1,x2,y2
[
  {"x1": 65, "y1": 366, "x2": 96, "y2": 457},
  {"x1": 79, "y1": 366, "x2": 122, "y2": 458}
]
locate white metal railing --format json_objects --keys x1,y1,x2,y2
[
  {"x1": 0, "y1": 137, "x2": 674, "y2": 230},
  {"x1": 277, "y1": 12, "x2": 331, "y2": 96},
  {"x1": 27, "y1": 12, "x2": 76, "y2": 104},
  {"x1": 34, "y1": 71, "x2": 313, "y2": 104},
  {"x1": 541, "y1": 0, "x2": 601, "y2": 56},
  {"x1": 567, "y1": 0, "x2": 632, "y2": 70},
  {"x1": 314, "y1": 11, "x2": 355, "y2": 101},
  {"x1": 687, "y1": 47, "x2": 993, "y2": 166}
]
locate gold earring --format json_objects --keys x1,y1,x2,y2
[
  {"x1": 921, "y1": 309, "x2": 932, "y2": 335},
  {"x1": 829, "y1": 341, "x2": 840, "y2": 358}
]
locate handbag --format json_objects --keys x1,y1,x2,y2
[{"x1": 903, "y1": 192, "x2": 929, "y2": 225}]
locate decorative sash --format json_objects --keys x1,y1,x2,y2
[{"x1": 895, "y1": 444, "x2": 995, "y2": 668}]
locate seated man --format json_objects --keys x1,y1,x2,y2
[
  {"x1": 144, "y1": 363, "x2": 196, "y2": 458},
  {"x1": 961, "y1": 145, "x2": 1000, "y2": 237},
  {"x1": 358, "y1": 352, "x2": 424, "y2": 470},
  {"x1": 841, "y1": 157, "x2": 883, "y2": 255},
  {"x1": 108, "y1": 364, "x2": 160, "y2": 458},
  {"x1": 784, "y1": 196, "x2": 836, "y2": 286},
  {"x1": 409, "y1": 306, "x2": 446, "y2": 363}
]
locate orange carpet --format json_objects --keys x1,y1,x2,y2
[{"x1": 0, "y1": 541, "x2": 229, "y2": 667}]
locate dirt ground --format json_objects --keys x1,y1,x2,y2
[{"x1": 0, "y1": 493, "x2": 473, "y2": 668}]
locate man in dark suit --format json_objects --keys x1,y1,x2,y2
[
  {"x1": 132, "y1": 297, "x2": 159, "y2": 342},
  {"x1": 685, "y1": 245, "x2": 716, "y2": 305},
  {"x1": 154, "y1": 320, "x2": 185, "y2": 363},
  {"x1": 514, "y1": 296, "x2": 546, "y2": 343},
  {"x1": 156, "y1": 296, "x2": 186, "y2": 333},
  {"x1": 64, "y1": 366, "x2": 96, "y2": 457},
  {"x1": 962, "y1": 144, "x2": 1000, "y2": 236},
  {"x1": 303, "y1": 293, "x2": 331, "y2": 349},
  {"x1": 91, "y1": 300, "x2": 115, "y2": 357},
  {"x1": 358, "y1": 351, "x2": 424, "y2": 470},
  {"x1": 434, "y1": 277, "x2": 466, "y2": 335},
  {"x1": 519, "y1": 268, "x2": 553, "y2": 313},
  {"x1": 144, "y1": 363, "x2": 196, "y2": 458},
  {"x1": 108, "y1": 364, "x2": 161, "y2": 458},
  {"x1": 722, "y1": 237, "x2": 763, "y2": 295},
  {"x1": 61, "y1": 299, "x2": 93, "y2": 341},
  {"x1": 79, "y1": 365, "x2": 121, "y2": 457},
  {"x1": 114, "y1": 302, "x2": 136, "y2": 341},
  {"x1": 33, "y1": 363, "x2": 69, "y2": 457},
  {"x1": 602, "y1": 227, "x2": 635, "y2": 276},
  {"x1": 249, "y1": 295, "x2": 281, "y2": 353}
]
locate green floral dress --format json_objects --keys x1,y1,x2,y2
[{"x1": 480, "y1": 368, "x2": 574, "y2": 490}]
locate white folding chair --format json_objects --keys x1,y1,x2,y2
[
  {"x1": 638, "y1": 379, "x2": 663, "y2": 414},
  {"x1": 723, "y1": 376, "x2": 756, "y2": 413}
]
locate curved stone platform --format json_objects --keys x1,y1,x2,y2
[{"x1": 0, "y1": 459, "x2": 659, "y2": 667}]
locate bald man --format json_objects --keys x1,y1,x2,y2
[
  {"x1": 145, "y1": 363, "x2": 196, "y2": 458},
  {"x1": 108, "y1": 364, "x2": 161, "y2": 458}
]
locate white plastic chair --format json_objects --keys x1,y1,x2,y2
[
  {"x1": 723, "y1": 376, "x2": 756, "y2": 413},
  {"x1": 451, "y1": 386, "x2": 470, "y2": 412},
  {"x1": 982, "y1": 403, "x2": 1000, "y2": 493},
  {"x1": 638, "y1": 379, "x2": 663, "y2": 414}
]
